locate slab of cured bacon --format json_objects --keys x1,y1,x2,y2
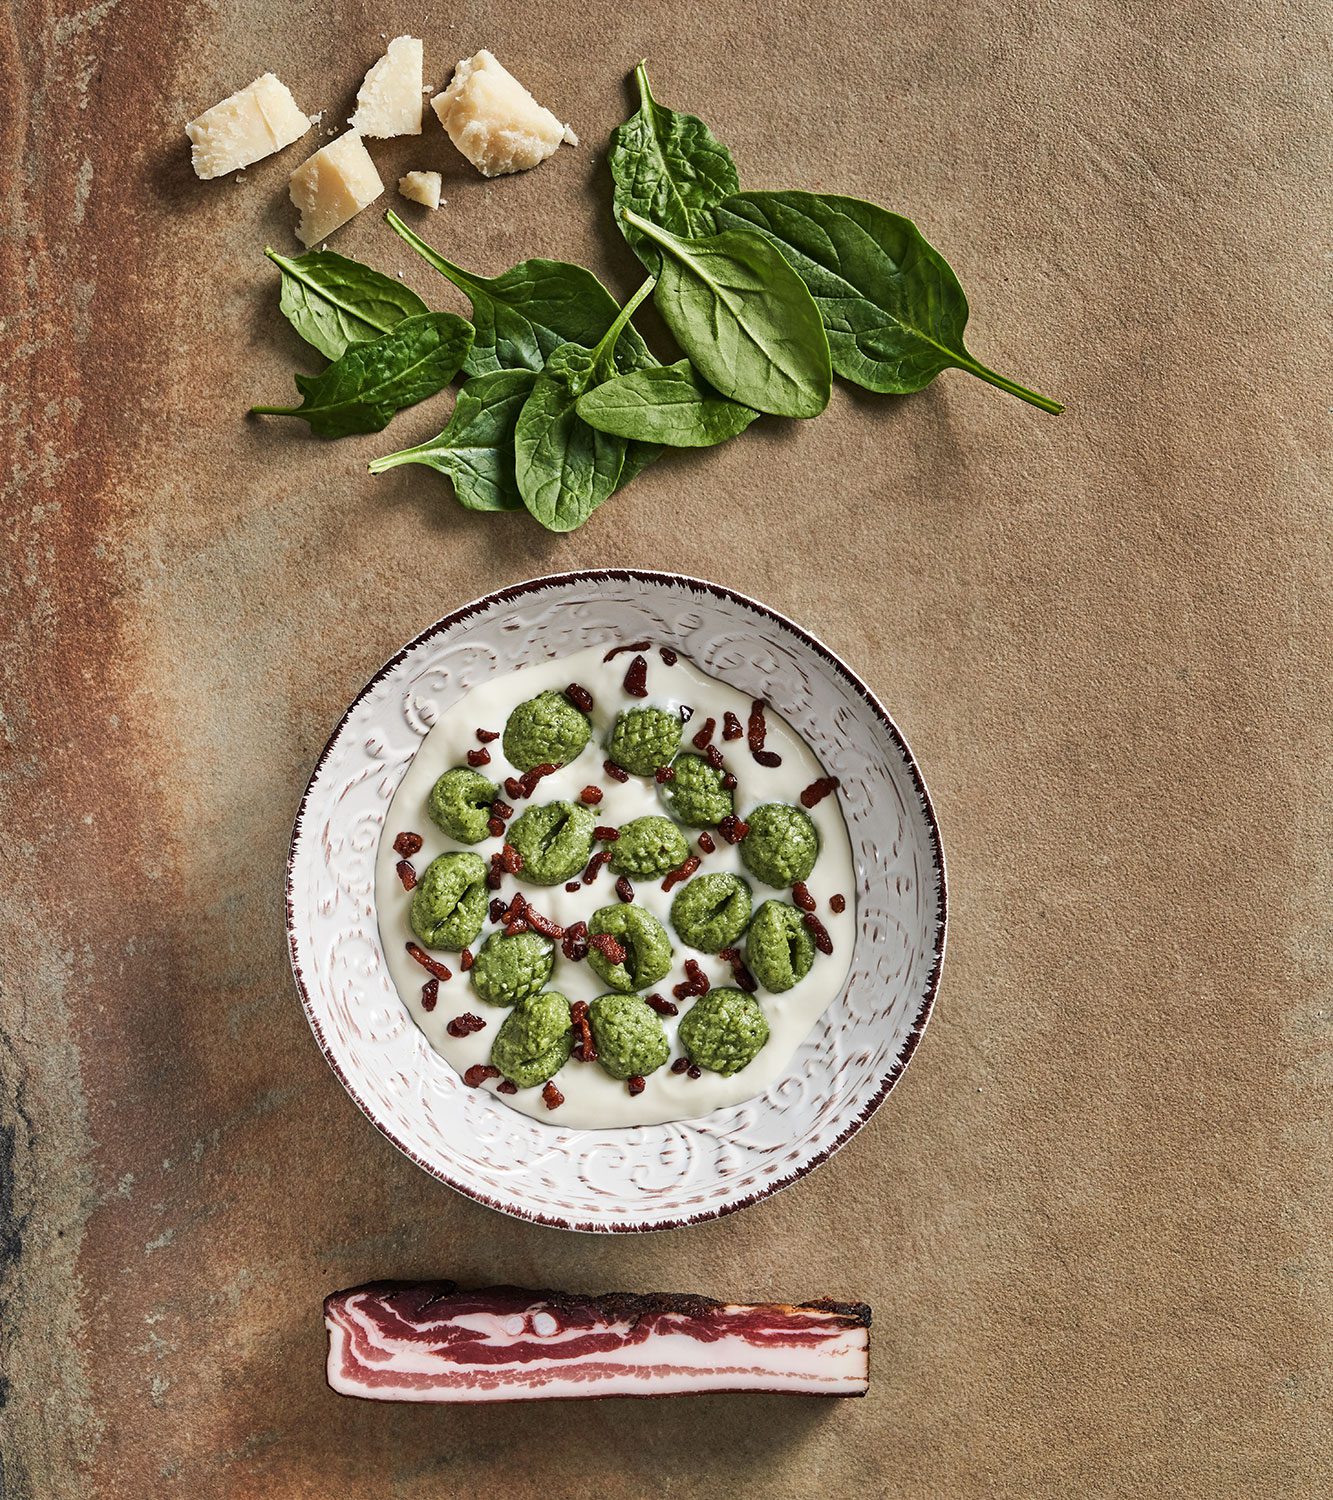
[{"x1": 325, "y1": 1282, "x2": 871, "y2": 1401}]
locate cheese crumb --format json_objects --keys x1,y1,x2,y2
[
  {"x1": 431, "y1": 50, "x2": 573, "y2": 178},
  {"x1": 398, "y1": 170, "x2": 443, "y2": 209},
  {"x1": 349, "y1": 35, "x2": 423, "y2": 137},
  {"x1": 186, "y1": 73, "x2": 311, "y2": 180},
  {"x1": 288, "y1": 132, "x2": 384, "y2": 247}
]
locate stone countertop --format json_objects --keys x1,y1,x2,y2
[{"x1": 2, "y1": 1, "x2": 1327, "y2": 1495}]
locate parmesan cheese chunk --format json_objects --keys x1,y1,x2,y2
[
  {"x1": 186, "y1": 73, "x2": 311, "y2": 180},
  {"x1": 398, "y1": 171, "x2": 443, "y2": 210},
  {"x1": 288, "y1": 133, "x2": 384, "y2": 246},
  {"x1": 349, "y1": 35, "x2": 424, "y2": 137},
  {"x1": 431, "y1": 50, "x2": 572, "y2": 178}
]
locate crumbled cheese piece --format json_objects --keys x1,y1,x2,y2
[
  {"x1": 397, "y1": 170, "x2": 443, "y2": 209},
  {"x1": 288, "y1": 132, "x2": 384, "y2": 246},
  {"x1": 186, "y1": 73, "x2": 311, "y2": 180},
  {"x1": 431, "y1": 50, "x2": 572, "y2": 178},
  {"x1": 349, "y1": 35, "x2": 423, "y2": 137}
]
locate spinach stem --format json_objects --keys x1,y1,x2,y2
[
  {"x1": 956, "y1": 358, "x2": 1064, "y2": 414},
  {"x1": 385, "y1": 209, "x2": 478, "y2": 294},
  {"x1": 249, "y1": 405, "x2": 295, "y2": 416},
  {"x1": 591, "y1": 275, "x2": 657, "y2": 379}
]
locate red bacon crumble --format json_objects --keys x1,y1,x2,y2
[
  {"x1": 524, "y1": 906, "x2": 565, "y2": 941},
  {"x1": 496, "y1": 1079, "x2": 518, "y2": 1095},
  {"x1": 604, "y1": 759, "x2": 630, "y2": 783},
  {"x1": 463, "y1": 1064, "x2": 500, "y2": 1088},
  {"x1": 800, "y1": 775, "x2": 841, "y2": 808},
  {"x1": 446, "y1": 1013, "x2": 486, "y2": 1038},
  {"x1": 670, "y1": 1057, "x2": 690, "y2": 1075},
  {"x1": 498, "y1": 843, "x2": 524, "y2": 875},
  {"x1": 622, "y1": 654, "x2": 649, "y2": 698},
  {"x1": 645, "y1": 993, "x2": 679, "y2": 1017},
  {"x1": 654, "y1": 764, "x2": 676, "y2": 783},
  {"x1": 420, "y1": 978, "x2": 439, "y2": 1012},
  {"x1": 830, "y1": 893, "x2": 847, "y2": 914},
  {"x1": 580, "y1": 785, "x2": 604, "y2": 806},
  {"x1": 691, "y1": 717, "x2": 717, "y2": 750},
  {"x1": 503, "y1": 775, "x2": 525, "y2": 800},
  {"x1": 487, "y1": 816, "x2": 505, "y2": 838},
  {"x1": 683, "y1": 959, "x2": 709, "y2": 995},
  {"x1": 488, "y1": 897, "x2": 506, "y2": 924},
  {"x1": 721, "y1": 772, "x2": 738, "y2": 791},
  {"x1": 615, "y1": 876, "x2": 635, "y2": 903},
  {"x1": 602, "y1": 640, "x2": 651, "y2": 662},
  {"x1": 467, "y1": 747, "x2": 491, "y2": 767},
  {"x1": 704, "y1": 743, "x2": 726, "y2": 771},
  {"x1": 565, "y1": 682, "x2": 595, "y2": 713},
  {"x1": 722, "y1": 711, "x2": 744, "y2": 741},
  {"x1": 697, "y1": 831, "x2": 716, "y2": 854},
  {"x1": 582, "y1": 849, "x2": 612, "y2": 885},
  {"x1": 570, "y1": 1001, "x2": 597, "y2": 1062},
  {"x1": 661, "y1": 854, "x2": 700, "y2": 892},
  {"x1": 687, "y1": 1064, "x2": 703, "y2": 1080},
  {"x1": 565, "y1": 881, "x2": 581, "y2": 894},
  {"x1": 791, "y1": 881, "x2": 817, "y2": 912},
  {"x1": 476, "y1": 728, "x2": 500, "y2": 743},
  {"x1": 395, "y1": 859, "x2": 418, "y2": 890},
  {"x1": 593, "y1": 825, "x2": 620, "y2": 842},
  {"x1": 659, "y1": 646, "x2": 678, "y2": 665},
  {"x1": 561, "y1": 921, "x2": 589, "y2": 962},
  {"x1": 459, "y1": 948, "x2": 475, "y2": 971},
  {"x1": 491, "y1": 798, "x2": 514, "y2": 821},
  {"x1": 406, "y1": 943, "x2": 451, "y2": 982},
  {"x1": 542, "y1": 1081, "x2": 565, "y2": 1110},
  {"x1": 747, "y1": 699, "x2": 782, "y2": 768},
  {"x1": 519, "y1": 762, "x2": 560, "y2": 798},
  {"x1": 718, "y1": 947, "x2": 758, "y2": 993},
  {"x1": 588, "y1": 932, "x2": 627, "y2": 966},
  {"x1": 627, "y1": 1075, "x2": 647, "y2": 1096},
  {"x1": 803, "y1": 912, "x2": 834, "y2": 955},
  {"x1": 393, "y1": 831, "x2": 424, "y2": 857},
  {"x1": 717, "y1": 813, "x2": 749, "y2": 845}
]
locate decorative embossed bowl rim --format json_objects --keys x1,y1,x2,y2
[{"x1": 286, "y1": 570, "x2": 947, "y2": 1233}]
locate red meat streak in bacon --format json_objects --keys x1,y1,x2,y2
[{"x1": 325, "y1": 1283, "x2": 870, "y2": 1402}]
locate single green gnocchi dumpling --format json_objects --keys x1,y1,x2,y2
[
  {"x1": 662, "y1": 752, "x2": 734, "y2": 827},
  {"x1": 670, "y1": 871, "x2": 752, "y2": 952},
  {"x1": 607, "y1": 706, "x2": 682, "y2": 776},
  {"x1": 469, "y1": 931, "x2": 553, "y2": 1006},
  {"x1": 489, "y1": 990, "x2": 573, "y2": 1088},
  {"x1": 608, "y1": 815, "x2": 689, "y2": 879},
  {"x1": 586, "y1": 904, "x2": 674, "y2": 992},
  {"x1": 679, "y1": 987, "x2": 770, "y2": 1075},
  {"x1": 745, "y1": 899, "x2": 816, "y2": 992},
  {"x1": 589, "y1": 994, "x2": 670, "y2": 1080},
  {"x1": 427, "y1": 766, "x2": 498, "y2": 844},
  {"x1": 409, "y1": 851, "x2": 488, "y2": 951},
  {"x1": 501, "y1": 689, "x2": 591, "y2": 772},
  {"x1": 507, "y1": 799, "x2": 596, "y2": 885},
  {"x1": 738, "y1": 803, "x2": 819, "y2": 886}
]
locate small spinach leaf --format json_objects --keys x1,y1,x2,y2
[
  {"x1": 368, "y1": 368, "x2": 537, "y2": 510},
  {"x1": 610, "y1": 61, "x2": 740, "y2": 270},
  {"x1": 577, "y1": 359, "x2": 759, "y2": 447},
  {"x1": 386, "y1": 210, "x2": 654, "y2": 378},
  {"x1": 264, "y1": 246, "x2": 430, "y2": 362},
  {"x1": 250, "y1": 312, "x2": 474, "y2": 437},
  {"x1": 715, "y1": 192, "x2": 1063, "y2": 413},
  {"x1": 621, "y1": 209, "x2": 831, "y2": 419}
]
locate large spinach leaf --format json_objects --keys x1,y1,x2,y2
[
  {"x1": 715, "y1": 191, "x2": 1062, "y2": 413},
  {"x1": 620, "y1": 209, "x2": 830, "y2": 419},
  {"x1": 263, "y1": 246, "x2": 429, "y2": 362},
  {"x1": 368, "y1": 368, "x2": 537, "y2": 510},
  {"x1": 514, "y1": 278, "x2": 656, "y2": 531},
  {"x1": 250, "y1": 312, "x2": 474, "y2": 437},
  {"x1": 610, "y1": 61, "x2": 740, "y2": 270},
  {"x1": 386, "y1": 210, "x2": 653, "y2": 378},
  {"x1": 577, "y1": 359, "x2": 758, "y2": 447}
]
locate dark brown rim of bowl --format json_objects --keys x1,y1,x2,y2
[{"x1": 285, "y1": 569, "x2": 948, "y2": 1234}]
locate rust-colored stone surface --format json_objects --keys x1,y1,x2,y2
[{"x1": 2, "y1": 1, "x2": 1328, "y2": 1495}]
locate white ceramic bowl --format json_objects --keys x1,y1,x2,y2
[{"x1": 286, "y1": 571, "x2": 946, "y2": 1232}]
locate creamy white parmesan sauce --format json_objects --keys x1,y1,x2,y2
[{"x1": 374, "y1": 644, "x2": 855, "y2": 1128}]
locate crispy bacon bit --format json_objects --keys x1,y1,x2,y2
[
  {"x1": 659, "y1": 646, "x2": 678, "y2": 665},
  {"x1": 488, "y1": 897, "x2": 506, "y2": 924},
  {"x1": 565, "y1": 881, "x2": 581, "y2": 893},
  {"x1": 393, "y1": 831, "x2": 424, "y2": 857},
  {"x1": 683, "y1": 959, "x2": 709, "y2": 995},
  {"x1": 670, "y1": 1057, "x2": 690, "y2": 1075},
  {"x1": 589, "y1": 932, "x2": 627, "y2": 966},
  {"x1": 486, "y1": 859, "x2": 503, "y2": 891},
  {"x1": 524, "y1": 906, "x2": 565, "y2": 941},
  {"x1": 704, "y1": 743, "x2": 726, "y2": 771},
  {"x1": 718, "y1": 947, "x2": 758, "y2": 993},
  {"x1": 661, "y1": 854, "x2": 700, "y2": 892},
  {"x1": 467, "y1": 747, "x2": 491, "y2": 767},
  {"x1": 395, "y1": 859, "x2": 418, "y2": 890},
  {"x1": 503, "y1": 920, "x2": 528, "y2": 937},
  {"x1": 603, "y1": 640, "x2": 651, "y2": 662},
  {"x1": 593, "y1": 825, "x2": 620, "y2": 842},
  {"x1": 463, "y1": 1064, "x2": 500, "y2": 1088},
  {"x1": 687, "y1": 1064, "x2": 703, "y2": 1080},
  {"x1": 565, "y1": 682, "x2": 595, "y2": 713},
  {"x1": 691, "y1": 717, "x2": 717, "y2": 750},
  {"x1": 503, "y1": 776, "x2": 525, "y2": 801},
  {"x1": 498, "y1": 843, "x2": 524, "y2": 875},
  {"x1": 791, "y1": 881, "x2": 817, "y2": 912},
  {"x1": 645, "y1": 993, "x2": 679, "y2": 1017},
  {"x1": 491, "y1": 798, "x2": 514, "y2": 822},
  {"x1": 446, "y1": 1012, "x2": 486, "y2": 1038},
  {"x1": 800, "y1": 775, "x2": 841, "y2": 808},
  {"x1": 476, "y1": 728, "x2": 500, "y2": 743},
  {"x1": 622, "y1": 654, "x2": 649, "y2": 698},
  {"x1": 721, "y1": 772, "x2": 738, "y2": 791},
  {"x1": 654, "y1": 764, "x2": 676, "y2": 783},
  {"x1": 561, "y1": 920, "x2": 589, "y2": 962},
  {"x1": 420, "y1": 978, "x2": 439, "y2": 1012},
  {"x1": 697, "y1": 831, "x2": 716, "y2": 854},
  {"x1": 406, "y1": 943, "x2": 452, "y2": 982},
  {"x1": 496, "y1": 1079, "x2": 518, "y2": 1095},
  {"x1": 503, "y1": 893, "x2": 528, "y2": 924},
  {"x1": 754, "y1": 749, "x2": 782, "y2": 768},
  {"x1": 830, "y1": 893, "x2": 847, "y2": 914},
  {"x1": 672, "y1": 980, "x2": 693, "y2": 1000},
  {"x1": 542, "y1": 1081, "x2": 564, "y2": 1110},
  {"x1": 746, "y1": 699, "x2": 783, "y2": 768},
  {"x1": 582, "y1": 849, "x2": 612, "y2": 885},
  {"x1": 803, "y1": 912, "x2": 834, "y2": 955},
  {"x1": 487, "y1": 816, "x2": 505, "y2": 838},
  {"x1": 627, "y1": 1075, "x2": 647, "y2": 1096},
  {"x1": 604, "y1": 759, "x2": 630, "y2": 784},
  {"x1": 615, "y1": 876, "x2": 635, "y2": 903},
  {"x1": 722, "y1": 711, "x2": 744, "y2": 741},
  {"x1": 717, "y1": 813, "x2": 749, "y2": 845},
  {"x1": 459, "y1": 948, "x2": 475, "y2": 971},
  {"x1": 570, "y1": 1001, "x2": 597, "y2": 1062},
  {"x1": 519, "y1": 762, "x2": 560, "y2": 798},
  {"x1": 580, "y1": 785, "x2": 604, "y2": 806}
]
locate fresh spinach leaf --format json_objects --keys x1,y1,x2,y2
[
  {"x1": 250, "y1": 312, "x2": 474, "y2": 437},
  {"x1": 263, "y1": 246, "x2": 430, "y2": 362},
  {"x1": 386, "y1": 210, "x2": 654, "y2": 378},
  {"x1": 515, "y1": 278, "x2": 656, "y2": 531},
  {"x1": 577, "y1": 359, "x2": 759, "y2": 447},
  {"x1": 620, "y1": 208, "x2": 831, "y2": 419},
  {"x1": 367, "y1": 368, "x2": 538, "y2": 510},
  {"x1": 610, "y1": 61, "x2": 740, "y2": 270},
  {"x1": 715, "y1": 192, "x2": 1063, "y2": 413},
  {"x1": 617, "y1": 439, "x2": 662, "y2": 489}
]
